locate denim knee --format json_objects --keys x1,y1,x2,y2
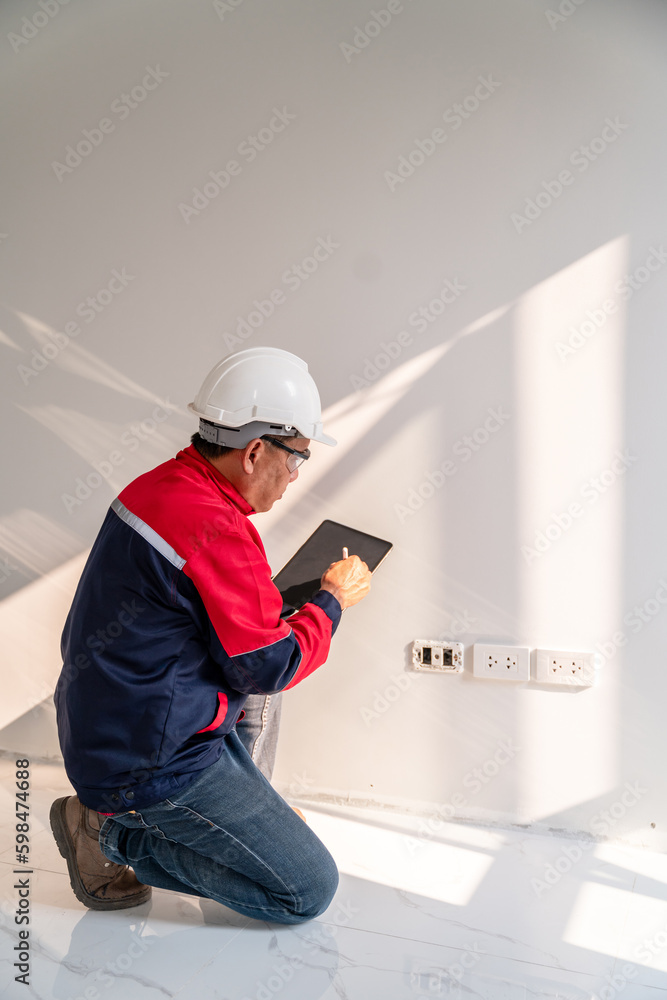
[{"x1": 289, "y1": 850, "x2": 340, "y2": 923}]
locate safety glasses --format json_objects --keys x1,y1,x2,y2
[{"x1": 263, "y1": 437, "x2": 311, "y2": 472}]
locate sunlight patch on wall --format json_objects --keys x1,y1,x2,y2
[
  {"x1": 0, "y1": 551, "x2": 88, "y2": 729},
  {"x1": 261, "y1": 304, "x2": 512, "y2": 533},
  {"x1": 515, "y1": 236, "x2": 628, "y2": 819},
  {"x1": 0, "y1": 509, "x2": 83, "y2": 581}
]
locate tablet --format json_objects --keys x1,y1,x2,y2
[{"x1": 272, "y1": 519, "x2": 393, "y2": 612}]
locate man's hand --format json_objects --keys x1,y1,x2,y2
[{"x1": 320, "y1": 555, "x2": 372, "y2": 610}]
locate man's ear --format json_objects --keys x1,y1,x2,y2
[{"x1": 241, "y1": 438, "x2": 264, "y2": 475}]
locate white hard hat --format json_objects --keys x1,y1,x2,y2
[{"x1": 188, "y1": 347, "x2": 337, "y2": 448}]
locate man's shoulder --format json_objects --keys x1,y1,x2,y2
[{"x1": 116, "y1": 450, "x2": 248, "y2": 563}]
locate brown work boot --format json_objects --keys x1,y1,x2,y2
[{"x1": 50, "y1": 795, "x2": 151, "y2": 910}]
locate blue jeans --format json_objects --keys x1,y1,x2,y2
[
  {"x1": 98, "y1": 694, "x2": 338, "y2": 924},
  {"x1": 235, "y1": 690, "x2": 282, "y2": 782}
]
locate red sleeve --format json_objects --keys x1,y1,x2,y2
[{"x1": 184, "y1": 519, "x2": 337, "y2": 691}]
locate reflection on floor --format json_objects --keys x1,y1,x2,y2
[{"x1": 0, "y1": 759, "x2": 665, "y2": 999}]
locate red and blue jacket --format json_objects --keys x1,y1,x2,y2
[{"x1": 54, "y1": 444, "x2": 341, "y2": 813}]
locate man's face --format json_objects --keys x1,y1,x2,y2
[{"x1": 249, "y1": 436, "x2": 311, "y2": 513}]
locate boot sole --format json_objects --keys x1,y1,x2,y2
[{"x1": 50, "y1": 797, "x2": 152, "y2": 911}]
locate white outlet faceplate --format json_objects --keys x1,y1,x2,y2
[
  {"x1": 535, "y1": 649, "x2": 595, "y2": 687},
  {"x1": 473, "y1": 644, "x2": 530, "y2": 681}
]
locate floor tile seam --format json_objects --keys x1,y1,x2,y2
[
  {"x1": 302, "y1": 917, "x2": 616, "y2": 981},
  {"x1": 12, "y1": 892, "x2": 665, "y2": 990},
  {"x1": 300, "y1": 802, "x2": 659, "y2": 855}
]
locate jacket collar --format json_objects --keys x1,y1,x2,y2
[{"x1": 176, "y1": 444, "x2": 254, "y2": 515}]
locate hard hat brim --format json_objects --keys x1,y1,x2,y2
[
  {"x1": 309, "y1": 428, "x2": 337, "y2": 447},
  {"x1": 189, "y1": 406, "x2": 337, "y2": 448}
]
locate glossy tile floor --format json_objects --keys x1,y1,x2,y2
[{"x1": 1, "y1": 759, "x2": 666, "y2": 999}]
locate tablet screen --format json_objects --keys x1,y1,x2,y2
[{"x1": 272, "y1": 519, "x2": 393, "y2": 612}]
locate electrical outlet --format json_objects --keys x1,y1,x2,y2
[
  {"x1": 473, "y1": 644, "x2": 530, "y2": 681},
  {"x1": 535, "y1": 649, "x2": 595, "y2": 687},
  {"x1": 412, "y1": 640, "x2": 464, "y2": 673}
]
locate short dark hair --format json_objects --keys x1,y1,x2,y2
[
  {"x1": 191, "y1": 430, "x2": 289, "y2": 462},
  {"x1": 190, "y1": 431, "x2": 234, "y2": 461}
]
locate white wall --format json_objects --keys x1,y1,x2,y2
[{"x1": 1, "y1": 0, "x2": 666, "y2": 848}]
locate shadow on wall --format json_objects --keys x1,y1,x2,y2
[
  {"x1": 0, "y1": 300, "x2": 191, "y2": 599},
  {"x1": 0, "y1": 699, "x2": 61, "y2": 762}
]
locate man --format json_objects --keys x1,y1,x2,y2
[{"x1": 50, "y1": 347, "x2": 371, "y2": 924}]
